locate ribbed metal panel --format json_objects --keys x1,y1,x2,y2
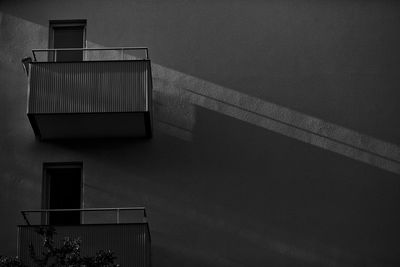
[
  {"x1": 28, "y1": 61, "x2": 150, "y2": 114},
  {"x1": 18, "y1": 223, "x2": 150, "y2": 267}
]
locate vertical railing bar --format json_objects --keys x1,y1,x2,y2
[
  {"x1": 143, "y1": 208, "x2": 147, "y2": 223},
  {"x1": 116, "y1": 208, "x2": 120, "y2": 224},
  {"x1": 21, "y1": 211, "x2": 31, "y2": 226},
  {"x1": 16, "y1": 226, "x2": 20, "y2": 261}
]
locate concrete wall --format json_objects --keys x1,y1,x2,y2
[{"x1": 1, "y1": 0, "x2": 400, "y2": 266}]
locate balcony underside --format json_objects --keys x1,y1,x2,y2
[{"x1": 28, "y1": 112, "x2": 151, "y2": 140}]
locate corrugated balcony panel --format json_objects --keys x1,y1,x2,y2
[
  {"x1": 28, "y1": 60, "x2": 149, "y2": 114},
  {"x1": 27, "y1": 60, "x2": 152, "y2": 139},
  {"x1": 18, "y1": 223, "x2": 151, "y2": 267}
]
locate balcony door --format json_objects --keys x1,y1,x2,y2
[
  {"x1": 49, "y1": 20, "x2": 86, "y2": 62},
  {"x1": 42, "y1": 162, "x2": 83, "y2": 225}
]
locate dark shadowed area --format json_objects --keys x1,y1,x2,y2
[{"x1": 1, "y1": 0, "x2": 400, "y2": 266}]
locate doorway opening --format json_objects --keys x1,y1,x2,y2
[
  {"x1": 42, "y1": 162, "x2": 83, "y2": 225},
  {"x1": 49, "y1": 20, "x2": 86, "y2": 62}
]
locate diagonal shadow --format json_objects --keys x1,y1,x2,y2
[{"x1": 2, "y1": 11, "x2": 400, "y2": 176}]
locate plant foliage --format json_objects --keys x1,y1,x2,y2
[{"x1": 1, "y1": 226, "x2": 119, "y2": 267}]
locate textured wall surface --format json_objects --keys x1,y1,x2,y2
[{"x1": 1, "y1": 1, "x2": 400, "y2": 266}]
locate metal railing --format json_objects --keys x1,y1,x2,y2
[
  {"x1": 21, "y1": 207, "x2": 147, "y2": 225},
  {"x1": 32, "y1": 47, "x2": 149, "y2": 62}
]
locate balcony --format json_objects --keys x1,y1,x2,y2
[
  {"x1": 25, "y1": 47, "x2": 152, "y2": 140},
  {"x1": 18, "y1": 207, "x2": 151, "y2": 267}
]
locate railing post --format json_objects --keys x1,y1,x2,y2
[
  {"x1": 21, "y1": 211, "x2": 31, "y2": 226},
  {"x1": 116, "y1": 209, "x2": 120, "y2": 224},
  {"x1": 143, "y1": 208, "x2": 147, "y2": 223}
]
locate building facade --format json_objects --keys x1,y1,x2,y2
[{"x1": 1, "y1": 0, "x2": 400, "y2": 266}]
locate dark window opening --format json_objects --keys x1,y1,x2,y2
[
  {"x1": 42, "y1": 162, "x2": 83, "y2": 225},
  {"x1": 49, "y1": 20, "x2": 86, "y2": 62}
]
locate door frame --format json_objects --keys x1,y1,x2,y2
[
  {"x1": 41, "y1": 162, "x2": 84, "y2": 224},
  {"x1": 48, "y1": 19, "x2": 87, "y2": 61}
]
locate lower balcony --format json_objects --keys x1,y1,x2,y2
[{"x1": 18, "y1": 207, "x2": 151, "y2": 267}]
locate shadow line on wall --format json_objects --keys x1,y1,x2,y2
[{"x1": 2, "y1": 11, "x2": 399, "y2": 175}]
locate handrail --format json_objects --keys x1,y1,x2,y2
[
  {"x1": 21, "y1": 207, "x2": 147, "y2": 226},
  {"x1": 32, "y1": 47, "x2": 149, "y2": 62}
]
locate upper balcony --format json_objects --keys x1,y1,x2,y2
[
  {"x1": 24, "y1": 47, "x2": 152, "y2": 140},
  {"x1": 18, "y1": 207, "x2": 151, "y2": 267}
]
